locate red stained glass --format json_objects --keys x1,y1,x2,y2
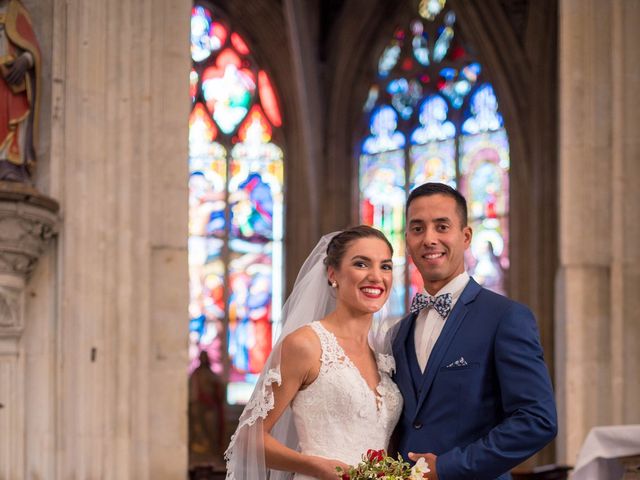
[
  {"x1": 258, "y1": 71, "x2": 282, "y2": 127},
  {"x1": 238, "y1": 105, "x2": 272, "y2": 143},
  {"x1": 231, "y1": 32, "x2": 250, "y2": 55},
  {"x1": 402, "y1": 58, "x2": 414, "y2": 71},
  {"x1": 212, "y1": 23, "x2": 227, "y2": 47},
  {"x1": 249, "y1": 319, "x2": 272, "y2": 373},
  {"x1": 451, "y1": 45, "x2": 465, "y2": 60},
  {"x1": 217, "y1": 48, "x2": 241, "y2": 68},
  {"x1": 360, "y1": 198, "x2": 374, "y2": 225},
  {"x1": 189, "y1": 5, "x2": 286, "y2": 404},
  {"x1": 201, "y1": 51, "x2": 256, "y2": 133},
  {"x1": 190, "y1": 69, "x2": 198, "y2": 101},
  {"x1": 190, "y1": 102, "x2": 217, "y2": 141}
]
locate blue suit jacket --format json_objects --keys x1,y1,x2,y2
[{"x1": 392, "y1": 278, "x2": 557, "y2": 480}]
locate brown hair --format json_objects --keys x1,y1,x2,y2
[{"x1": 324, "y1": 225, "x2": 393, "y2": 271}]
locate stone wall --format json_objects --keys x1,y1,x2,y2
[
  {"x1": 557, "y1": 0, "x2": 640, "y2": 464},
  {"x1": 4, "y1": 0, "x2": 193, "y2": 478}
]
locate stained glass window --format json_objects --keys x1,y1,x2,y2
[
  {"x1": 359, "y1": 0, "x2": 510, "y2": 311},
  {"x1": 190, "y1": 3, "x2": 284, "y2": 405}
]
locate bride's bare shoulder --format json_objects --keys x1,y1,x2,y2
[{"x1": 281, "y1": 324, "x2": 322, "y2": 361}]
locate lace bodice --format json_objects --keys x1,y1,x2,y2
[{"x1": 290, "y1": 322, "x2": 403, "y2": 479}]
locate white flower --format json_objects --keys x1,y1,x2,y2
[{"x1": 409, "y1": 457, "x2": 431, "y2": 479}]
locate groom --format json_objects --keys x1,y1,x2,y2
[{"x1": 392, "y1": 183, "x2": 557, "y2": 479}]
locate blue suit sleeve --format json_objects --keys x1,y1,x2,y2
[{"x1": 436, "y1": 303, "x2": 557, "y2": 480}]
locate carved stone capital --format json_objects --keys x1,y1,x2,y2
[
  {"x1": 0, "y1": 182, "x2": 59, "y2": 281},
  {"x1": 0, "y1": 284, "x2": 22, "y2": 335}
]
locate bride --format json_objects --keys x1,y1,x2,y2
[{"x1": 225, "y1": 226, "x2": 403, "y2": 479}]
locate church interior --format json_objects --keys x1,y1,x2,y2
[{"x1": 0, "y1": 0, "x2": 639, "y2": 478}]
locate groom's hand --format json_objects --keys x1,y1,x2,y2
[{"x1": 408, "y1": 452, "x2": 439, "y2": 479}]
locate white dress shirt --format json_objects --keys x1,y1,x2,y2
[{"x1": 414, "y1": 271, "x2": 470, "y2": 372}]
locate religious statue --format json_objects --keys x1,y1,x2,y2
[{"x1": 0, "y1": 0, "x2": 40, "y2": 183}]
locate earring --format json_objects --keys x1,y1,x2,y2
[{"x1": 331, "y1": 281, "x2": 337, "y2": 288}]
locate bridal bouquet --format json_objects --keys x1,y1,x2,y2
[{"x1": 336, "y1": 449, "x2": 430, "y2": 479}]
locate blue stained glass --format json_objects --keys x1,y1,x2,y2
[
  {"x1": 189, "y1": 314, "x2": 206, "y2": 335},
  {"x1": 459, "y1": 131, "x2": 510, "y2": 219},
  {"x1": 227, "y1": 250, "x2": 273, "y2": 376},
  {"x1": 409, "y1": 140, "x2": 456, "y2": 188},
  {"x1": 440, "y1": 67, "x2": 456, "y2": 80},
  {"x1": 455, "y1": 80, "x2": 471, "y2": 96},
  {"x1": 362, "y1": 106, "x2": 406, "y2": 154},
  {"x1": 191, "y1": 6, "x2": 226, "y2": 63},
  {"x1": 229, "y1": 238, "x2": 268, "y2": 254},
  {"x1": 433, "y1": 12, "x2": 455, "y2": 62},
  {"x1": 470, "y1": 162, "x2": 503, "y2": 215},
  {"x1": 438, "y1": 69, "x2": 464, "y2": 109},
  {"x1": 190, "y1": 4, "x2": 286, "y2": 405},
  {"x1": 359, "y1": 150, "x2": 406, "y2": 317},
  {"x1": 411, "y1": 21, "x2": 430, "y2": 66},
  {"x1": 433, "y1": 27, "x2": 453, "y2": 62},
  {"x1": 411, "y1": 95, "x2": 455, "y2": 143},
  {"x1": 378, "y1": 43, "x2": 402, "y2": 77},
  {"x1": 359, "y1": 2, "x2": 511, "y2": 308},
  {"x1": 462, "y1": 62, "x2": 481, "y2": 82},
  {"x1": 387, "y1": 78, "x2": 423, "y2": 120},
  {"x1": 468, "y1": 219, "x2": 506, "y2": 295},
  {"x1": 191, "y1": 7, "x2": 213, "y2": 62},
  {"x1": 189, "y1": 154, "x2": 227, "y2": 238},
  {"x1": 188, "y1": 235, "x2": 225, "y2": 373},
  {"x1": 462, "y1": 84, "x2": 504, "y2": 134},
  {"x1": 230, "y1": 172, "x2": 273, "y2": 242},
  {"x1": 438, "y1": 63, "x2": 481, "y2": 109},
  {"x1": 387, "y1": 78, "x2": 408, "y2": 95}
]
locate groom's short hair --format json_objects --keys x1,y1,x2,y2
[{"x1": 406, "y1": 182, "x2": 469, "y2": 227}]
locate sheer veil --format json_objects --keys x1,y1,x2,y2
[{"x1": 224, "y1": 232, "x2": 338, "y2": 480}]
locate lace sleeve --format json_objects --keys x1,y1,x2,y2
[{"x1": 233, "y1": 368, "x2": 281, "y2": 434}]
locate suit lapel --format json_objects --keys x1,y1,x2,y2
[
  {"x1": 412, "y1": 279, "x2": 482, "y2": 419},
  {"x1": 392, "y1": 312, "x2": 418, "y2": 414}
]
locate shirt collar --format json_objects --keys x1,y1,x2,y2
[{"x1": 423, "y1": 271, "x2": 470, "y2": 299}]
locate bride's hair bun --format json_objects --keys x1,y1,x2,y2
[{"x1": 323, "y1": 225, "x2": 393, "y2": 271}]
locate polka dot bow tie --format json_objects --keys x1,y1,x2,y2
[{"x1": 410, "y1": 292, "x2": 453, "y2": 318}]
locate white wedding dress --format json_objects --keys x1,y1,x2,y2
[{"x1": 289, "y1": 321, "x2": 403, "y2": 480}]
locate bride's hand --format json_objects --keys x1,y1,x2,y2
[{"x1": 308, "y1": 455, "x2": 350, "y2": 479}]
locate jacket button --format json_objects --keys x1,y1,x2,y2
[{"x1": 413, "y1": 422, "x2": 422, "y2": 429}]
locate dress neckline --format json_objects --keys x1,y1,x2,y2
[{"x1": 314, "y1": 321, "x2": 384, "y2": 406}]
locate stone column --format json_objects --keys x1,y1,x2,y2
[
  {"x1": 44, "y1": 0, "x2": 191, "y2": 478},
  {"x1": 557, "y1": 0, "x2": 640, "y2": 464},
  {"x1": 0, "y1": 183, "x2": 58, "y2": 480}
]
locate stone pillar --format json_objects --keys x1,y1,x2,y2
[
  {"x1": 557, "y1": 0, "x2": 640, "y2": 465},
  {"x1": 0, "y1": 183, "x2": 58, "y2": 480},
  {"x1": 43, "y1": 0, "x2": 191, "y2": 478}
]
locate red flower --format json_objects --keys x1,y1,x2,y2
[
  {"x1": 341, "y1": 474, "x2": 350, "y2": 480},
  {"x1": 366, "y1": 449, "x2": 385, "y2": 463}
]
